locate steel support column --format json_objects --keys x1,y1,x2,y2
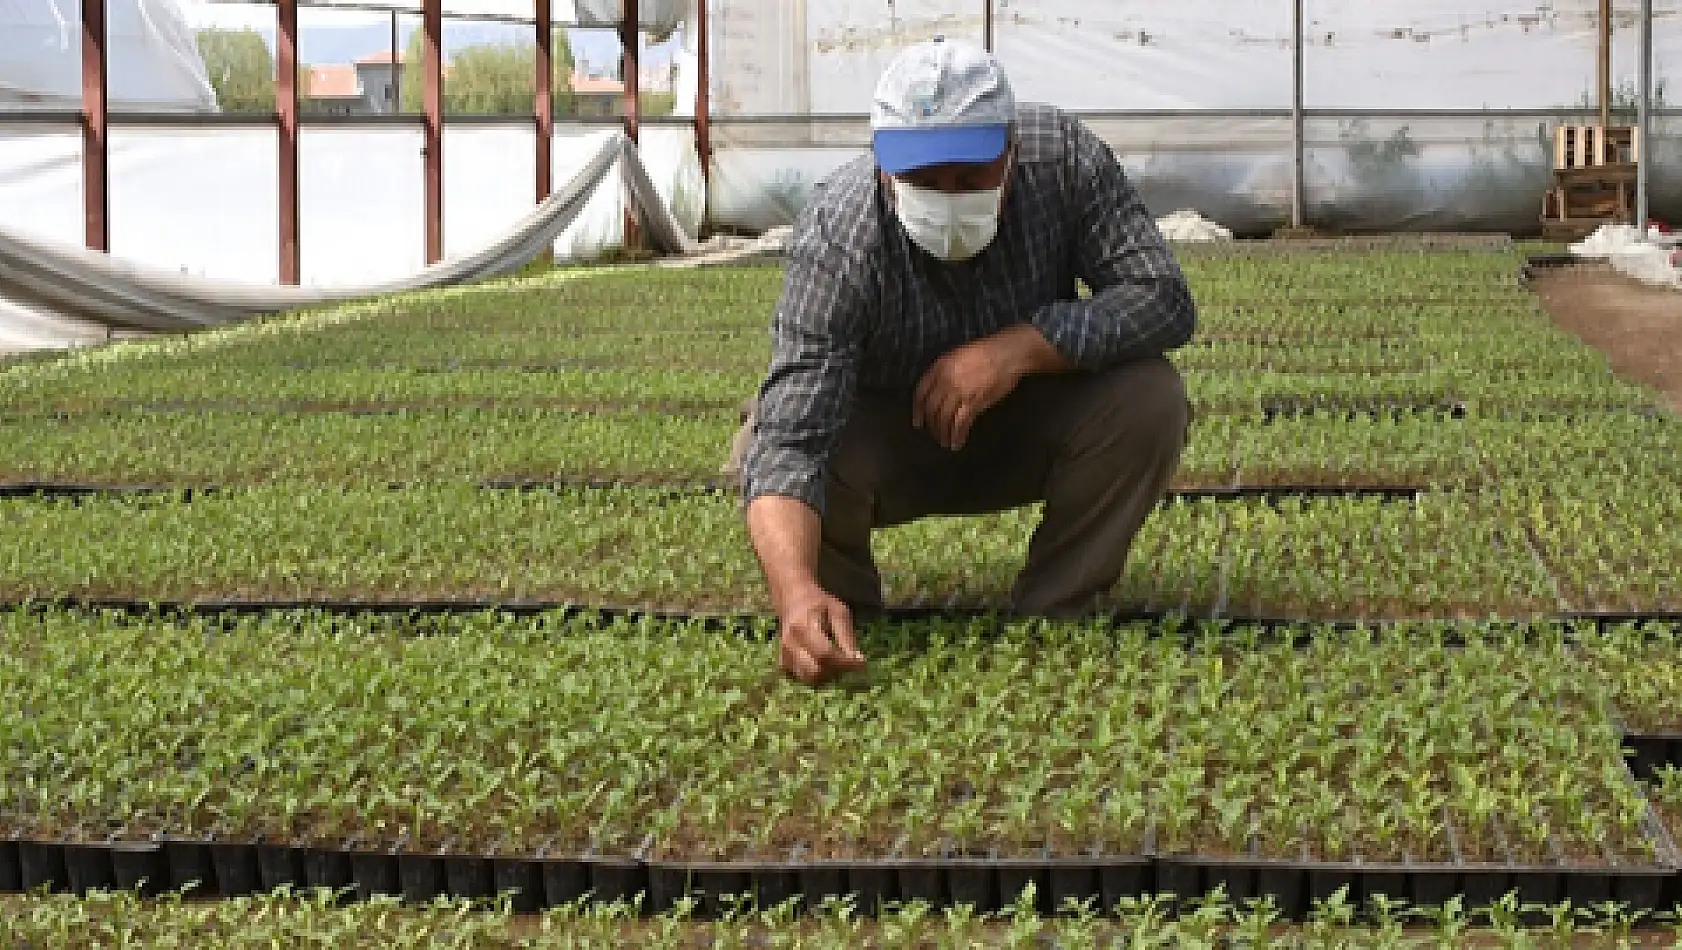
[
  {"x1": 1290, "y1": 0, "x2": 1304, "y2": 229},
  {"x1": 423, "y1": 0, "x2": 444, "y2": 265},
  {"x1": 536, "y1": 0, "x2": 554, "y2": 205},
  {"x1": 534, "y1": 0, "x2": 555, "y2": 265},
  {"x1": 1599, "y1": 0, "x2": 1612, "y2": 132},
  {"x1": 983, "y1": 0, "x2": 993, "y2": 52},
  {"x1": 390, "y1": 12, "x2": 401, "y2": 110},
  {"x1": 81, "y1": 0, "x2": 108, "y2": 252},
  {"x1": 277, "y1": 0, "x2": 301, "y2": 285},
  {"x1": 622, "y1": 0, "x2": 641, "y2": 249},
  {"x1": 695, "y1": 0, "x2": 710, "y2": 187},
  {"x1": 1637, "y1": 0, "x2": 1653, "y2": 228}
]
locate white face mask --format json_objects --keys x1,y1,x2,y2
[{"x1": 890, "y1": 175, "x2": 1005, "y2": 261}]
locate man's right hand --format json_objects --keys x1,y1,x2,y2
[{"x1": 777, "y1": 584, "x2": 867, "y2": 686}]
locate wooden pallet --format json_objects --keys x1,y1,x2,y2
[
  {"x1": 1541, "y1": 124, "x2": 1640, "y2": 240},
  {"x1": 1554, "y1": 124, "x2": 1639, "y2": 170}
]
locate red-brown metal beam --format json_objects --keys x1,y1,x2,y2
[
  {"x1": 536, "y1": 0, "x2": 553, "y2": 204},
  {"x1": 81, "y1": 0, "x2": 108, "y2": 252},
  {"x1": 695, "y1": 0, "x2": 710, "y2": 188},
  {"x1": 277, "y1": 0, "x2": 301, "y2": 285},
  {"x1": 534, "y1": 0, "x2": 555, "y2": 265},
  {"x1": 621, "y1": 0, "x2": 641, "y2": 249},
  {"x1": 621, "y1": 0, "x2": 640, "y2": 143},
  {"x1": 423, "y1": 0, "x2": 444, "y2": 265}
]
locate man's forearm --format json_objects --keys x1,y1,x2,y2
[
  {"x1": 995, "y1": 322, "x2": 1074, "y2": 378},
  {"x1": 1028, "y1": 278, "x2": 1197, "y2": 372},
  {"x1": 746, "y1": 493, "x2": 824, "y2": 613}
]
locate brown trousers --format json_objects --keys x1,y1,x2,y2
[{"x1": 727, "y1": 355, "x2": 1191, "y2": 618}]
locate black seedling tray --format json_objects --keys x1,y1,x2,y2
[
  {"x1": 1, "y1": 477, "x2": 1433, "y2": 506},
  {"x1": 1157, "y1": 853, "x2": 1670, "y2": 923},
  {"x1": 8, "y1": 598, "x2": 1680, "y2": 650},
  {"x1": 1258, "y1": 399, "x2": 1468, "y2": 424},
  {"x1": 0, "y1": 483, "x2": 226, "y2": 502},
  {"x1": 1564, "y1": 610, "x2": 1682, "y2": 627},
  {"x1": 643, "y1": 845, "x2": 1151, "y2": 918},
  {"x1": 1625, "y1": 732, "x2": 1682, "y2": 781},
  {"x1": 1166, "y1": 485, "x2": 1427, "y2": 503},
  {"x1": 1519, "y1": 253, "x2": 1585, "y2": 284},
  {"x1": 0, "y1": 832, "x2": 1672, "y2": 921}
]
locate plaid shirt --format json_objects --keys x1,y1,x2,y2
[{"x1": 742, "y1": 103, "x2": 1197, "y2": 513}]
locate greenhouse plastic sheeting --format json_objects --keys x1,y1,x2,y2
[
  {"x1": 0, "y1": 122, "x2": 704, "y2": 288},
  {"x1": 704, "y1": 112, "x2": 1682, "y2": 237},
  {"x1": 0, "y1": 0, "x2": 216, "y2": 113},
  {"x1": 0, "y1": 124, "x2": 82, "y2": 251},
  {"x1": 0, "y1": 128, "x2": 703, "y2": 340},
  {"x1": 696, "y1": 0, "x2": 1680, "y2": 232},
  {"x1": 709, "y1": 0, "x2": 1682, "y2": 114},
  {"x1": 574, "y1": 0, "x2": 689, "y2": 36}
]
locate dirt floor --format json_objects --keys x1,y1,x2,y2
[{"x1": 1529, "y1": 262, "x2": 1682, "y2": 414}]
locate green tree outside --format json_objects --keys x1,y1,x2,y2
[
  {"x1": 400, "y1": 28, "x2": 578, "y2": 116},
  {"x1": 191, "y1": 25, "x2": 660, "y2": 118},
  {"x1": 640, "y1": 90, "x2": 676, "y2": 116},
  {"x1": 195, "y1": 27, "x2": 275, "y2": 114}
]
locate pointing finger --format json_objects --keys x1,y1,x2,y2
[{"x1": 822, "y1": 604, "x2": 866, "y2": 667}]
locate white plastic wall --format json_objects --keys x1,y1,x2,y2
[
  {"x1": 994, "y1": 1, "x2": 1295, "y2": 110},
  {"x1": 1302, "y1": 1, "x2": 1676, "y2": 109},
  {"x1": 110, "y1": 124, "x2": 280, "y2": 280},
  {"x1": 708, "y1": 0, "x2": 1682, "y2": 114},
  {"x1": 3, "y1": 0, "x2": 1680, "y2": 276},
  {"x1": 0, "y1": 122, "x2": 704, "y2": 287},
  {"x1": 0, "y1": 125, "x2": 83, "y2": 247},
  {"x1": 696, "y1": 0, "x2": 1682, "y2": 233}
]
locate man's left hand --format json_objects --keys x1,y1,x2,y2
[{"x1": 913, "y1": 334, "x2": 1025, "y2": 451}]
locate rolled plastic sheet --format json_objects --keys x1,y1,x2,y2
[{"x1": 0, "y1": 294, "x2": 114, "y2": 354}]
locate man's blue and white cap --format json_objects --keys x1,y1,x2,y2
[{"x1": 870, "y1": 37, "x2": 1016, "y2": 176}]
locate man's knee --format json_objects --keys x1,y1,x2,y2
[
  {"x1": 1071, "y1": 355, "x2": 1191, "y2": 461},
  {"x1": 824, "y1": 397, "x2": 904, "y2": 498}
]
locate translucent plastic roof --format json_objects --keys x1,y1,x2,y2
[
  {"x1": 0, "y1": 0, "x2": 217, "y2": 111},
  {"x1": 186, "y1": 0, "x2": 688, "y2": 30}
]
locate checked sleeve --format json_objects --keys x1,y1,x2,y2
[
  {"x1": 1028, "y1": 119, "x2": 1198, "y2": 370},
  {"x1": 740, "y1": 208, "x2": 870, "y2": 516}
]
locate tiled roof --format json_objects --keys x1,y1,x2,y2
[
  {"x1": 304, "y1": 64, "x2": 360, "y2": 99},
  {"x1": 572, "y1": 74, "x2": 624, "y2": 95}
]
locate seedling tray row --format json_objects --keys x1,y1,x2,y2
[
  {"x1": 0, "y1": 479, "x2": 1430, "y2": 506},
  {"x1": 0, "y1": 832, "x2": 1676, "y2": 921},
  {"x1": 12, "y1": 596, "x2": 1682, "y2": 636}
]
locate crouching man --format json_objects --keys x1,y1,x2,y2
[{"x1": 729, "y1": 39, "x2": 1197, "y2": 686}]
